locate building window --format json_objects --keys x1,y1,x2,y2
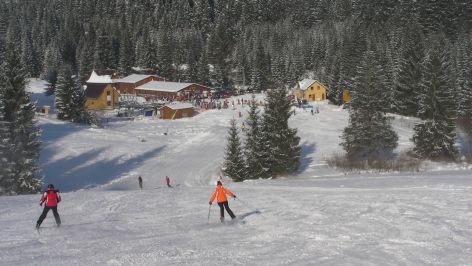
[
  {"x1": 310, "y1": 87, "x2": 313, "y2": 90},
  {"x1": 107, "y1": 101, "x2": 111, "y2": 106},
  {"x1": 107, "y1": 91, "x2": 111, "y2": 96}
]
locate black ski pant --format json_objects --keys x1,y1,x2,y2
[
  {"x1": 37, "y1": 206, "x2": 61, "y2": 226},
  {"x1": 218, "y1": 201, "x2": 235, "y2": 219}
]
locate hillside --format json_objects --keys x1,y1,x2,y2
[{"x1": 2, "y1": 94, "x2": 472, "y2": 265}]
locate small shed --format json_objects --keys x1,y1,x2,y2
[
  {"x1": 343, "y1": 89, "x2": 352, "y2": 103},
  {"x1": 160, "y1": 103, "x2": 194, "y2": 120},
  {"x1": 37, "y1": 105, "x2": 50, "y2": 115}
]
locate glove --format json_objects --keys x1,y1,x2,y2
[
  {"x1": 234, "y1": 195, "x2": 237, "y2": 199},
  {"x1": 209, "y1": 202, "x2": 212, "y2": 205},
  {"x1": 39, "y1": 203, "x2": 43, "y2": 206}
]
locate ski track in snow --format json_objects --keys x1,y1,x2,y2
[{"x1": 2, "y1": 93, "x2": 472, "y2": 265}]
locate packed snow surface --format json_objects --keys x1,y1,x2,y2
[{"x1": 1, "y1": 93, "x2": 472, "y2": 265}]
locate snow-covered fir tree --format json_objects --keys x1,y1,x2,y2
[
  {"x1": 55, "y1": 66, "x2": 92, "y2": 124},
  {"x1": 412, "y1": 35, "x2": 458, "y2": 160},
  {"x1": 0, "y1": 87, "x2": 14, "y2": 195},
  {"x1": 250, "y1": 41, "x2": 270, "y2": 92},
  {"x1": 259, "y1": 87, "x2": 301, "y2": 177},
  {"x1": 244, "y1": 96, "x2": 266, "y2": 179},
  {"x1": 223, "y1": 119, "x2": 246, "y2": 182},
  {"x1": 393, "y1": 19, "x2": 424, "y2": 117},
  {"x1": 118, "y1": 18, "x2": 134, "y2": 77},
  {"x1": 0, "y1": 42, "x2": 41, "y2": 195},
  {"x1": 455, "y1": 37, "x2": 472, "y2": 158},
  {"x1": 341, "y1": 49, "x2": 398, "y2": 161}
]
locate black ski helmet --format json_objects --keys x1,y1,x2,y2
[{"x1": 47, "y1": 184, "x2": 54, "y2": 189}]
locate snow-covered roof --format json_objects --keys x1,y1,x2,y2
[
  {"x1": 87, "y1": 71, "x2": 113, "y2": 84},
  {"x1": 113, "y1": 74, "x2": 158, "y2": 84},
  {"x1": 164, "y1": 102, "x2": 194, "y2": 110},
  {"x1": 298, "y1": 79, "x2": 320, "y2": 91},
  {"x1": 135, "y1": 81, "x2": 196, "y2": 93}
]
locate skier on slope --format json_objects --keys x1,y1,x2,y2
[
  {"x1": 209, "y1": 181, "x2": 236, "y2": 222},
  {"x1": 138, "y1": 176, "x2": 143, "y2": 189},
  {"x1": 166, "y1": 176, "x2": 172, "y2": 188},
  {"x1": 36, "y1": 184, "x2": 61, "y2": 229}
]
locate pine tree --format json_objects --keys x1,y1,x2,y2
[
  {"x1": 455, "y1": 38, "x2": 472, "y2": 158},
  {"x1": 78, "y1": 40, "x2": 95, "y2": 84},
  {"x1": 197, "y1": 51, "x2": 210, "y2": 85},
  {"x1": 259, "y1": 88, "x2": 301, "y2": 177},
  {"x1": 250, "y1": 41, "x2": 270, "y2": 92},
  {"x1": 244, "y1": 96, "x2": 266, "y2": 179},
  {"x1": 0, "y1": 42, "x2": 41, "y2": 194},
  {"x1": 118, "y1": 28, "x2": 134, "y2": 76},
  {"x1": 157, "y1": 31, "x2": 173, "y2": 79},
  {"x1": 393, "y1": 19, "x2": 424, "y2": 116},
  {"x1": 341, "y1": 50, "x2": 398, "y2": 161},
  {"x1": 55, "y1": 66, "x2": 91, "y2": 124},
  {"x1": 0, "y1": 86, "x2": 14, "y2": 195},
  {"x1": 412, "y1": 35, "x2": 458, "y2": 160},
  {"x1": 223, "y1": 119, "x2": 246, "y2": 182}
]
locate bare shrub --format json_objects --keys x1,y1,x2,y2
[{"x1": 326, "y1": 152, "x2": 422, "y2": 172}]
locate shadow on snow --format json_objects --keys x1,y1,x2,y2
[{"x1": 40, "y1": 145, "x2": 166, "y2": 192}]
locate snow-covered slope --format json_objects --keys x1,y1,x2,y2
[{"x1": 1, "y1": 94, "x2": 472, "y2": 265}]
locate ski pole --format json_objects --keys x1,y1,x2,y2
[{"x1": 207, "y1": 205, "x2": 211, "y2": 223}]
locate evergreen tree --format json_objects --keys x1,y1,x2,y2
[
  {"x1": 393, "y1": 19, "x2": 424, "y2": 116},
  {"x1": 259, "y1": 88, "x2": 301, "y2": 177},
  {"x1": 341, "y1": 50, "x2": 398, "y2": 161},
  {"x1": 55, "y1": 66, "x2": 91, "y2": 124},
  {"x1": 455, "y1": 38, "x2": 472, "y2": 158},
  {"x1": 250, "y1": 41, "x2": 270, "y2": 92},
  {"x1": 197, "y1": 51, "x2": 210, "y2": 85},
  {"x1": 0, "y1": 83, "x2": 14, "y2": 195},
  {"x1": 412, "y1": 35, "x2": 458, "y2": 160},
  {"x1": 157, "y1": 31, "x2": 173, "y2": 79},
  {"x1": 223, "y1": 119, "x2": 246, "y2": 182},
  {"x1": 244, "y1": 96, "x2": 266, "y2": 179},
  {"x1": 0, "y1": 42, "x2": 41, "y2": 194},
  {"x1": 118, "y1": 28, "x2": 134, "y2": 76},
  {"x1": 78, "y1": 40, "x2": 95, "y2": 84}
]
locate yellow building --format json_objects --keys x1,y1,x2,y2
[
  {"x1": 343, "y1": 89, "x2": 352, "y2": 103},
  {"x1": 85, "y1": 83, "x2": 120, "y2": 110},
  {"x1": 295, "y1": 79, "x2": 327, "y2": 102}
]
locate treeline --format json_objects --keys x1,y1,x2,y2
[{"x1": 0, "y1": 0, "x2": 471, "y2": 91}]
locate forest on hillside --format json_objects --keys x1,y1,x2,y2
[{"x1": 0, "y1": 0, "x2": 471, "y2": 97}]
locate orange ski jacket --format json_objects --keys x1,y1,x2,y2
[{"x1": 209, "y1": 185, "x2": 235, "y2": 203}]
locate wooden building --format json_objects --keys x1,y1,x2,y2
[
  {"x1": 294, "y1": 79, "x2": 327, "y2": 102},
  {"x1": 343, "y1": 89, "x2": 352, "y2": 103},
  {"x1": 84, "y1": 71, "x2": 121, "y2": 110},
  {"x1": 160, "y1": 103, "x2": 194, "y2": 119},
  {"x1": 134, "y1": 81, "x2": 211, "y2": 100},
  {"x1": 114, "y1": 74, "x2": 164, "y2": 94},
  {"x1": 85, "y1": 83, "x2": 120, "y2": 110}
]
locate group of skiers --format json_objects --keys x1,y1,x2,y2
[{"x1": 36, "y1": 176, "x2": 238, "y2": 228}]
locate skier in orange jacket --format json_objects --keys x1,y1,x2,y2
[{"x1": 209, "y1": 181, "x2": 236, "y2": 222}]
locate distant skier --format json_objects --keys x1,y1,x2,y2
[
  {"x1": 209, "y1": 181, "x2": 236, "y2": 222},
  {"x1": 166, "y1": 176, "x2": 172, "y2": 188},
  {"x1": 36, "y1": 184, "x2": 61, "y2": 229},
  {"x1": 138, "y1": 176, "x2": 143, "y2": 189}
]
